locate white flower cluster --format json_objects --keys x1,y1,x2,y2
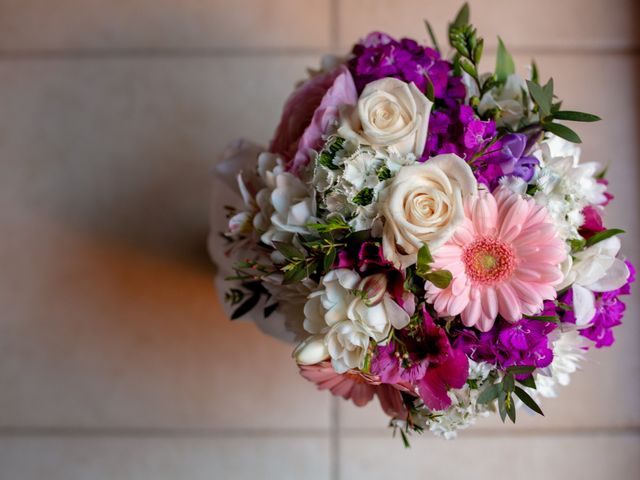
[{"x1": 533, "y1": 135, "x2": 607, "y2": 240}]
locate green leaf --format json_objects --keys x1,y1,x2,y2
[
  {"x1": 530, "y1": 60, "x2": 539, "y2": 84},
  {"x1": 272, "y1": 241, "x2": 304, "y2": 260},
  {"x1": 451, "y1": 2, "x2": 470, "y2": 29},
  {"x1": 231, "y1": 292, "x2": 260, "y2": 320},
  {"x1": 526, "y1": 80, "x2": 551, "y2": 117},
  {"x1": 426, "y1": 270, "x2": 453, "y2": 289},
  {"x1": 523, "y1": 314, "x2": 560, "y2": 324},
  {"x1": 424, "y1": 76, "x2": 435, "y2": 102},
  {"x1": 506, "y1": 392, "x2": 517, "y2": 423},
  {"x1": 517, "y1": 375, "x2": 537, "y2": 389},
  {"x1": 553, "y1": 110, "x2": 601, "y2": 122},
  {"x1": 495, "y1": 37, "x2": 515, "y2": 83},
  {"x1": 506, "y1": 365, "x2": 536, "y2": 376},
  {"x1": 264, "y1": 302, "x2": 279, "y2": 318},
  {"x1": 514, "y1": 386, "x2": 544, "y2": 416},
  {"x1": 323, "y1": 247, "x2": 337, "y2": 272},
  {"x1": 416, "y1": 243, "x2": 434, "y2": 277},
  {"x1": 585, "y1": 228, "x2": 625, "y2": 248},
  {"x1": 543, "y1": 77, "x2": 554, "y2": 99},
  {"x1": 498, "y1": 390, "x2": 508, "y2": 422},
  {"x1": 477, "y1": 383, "x2": 501, "y2": 404},
  {"x1": 503, "y1": 374, "x2": 515, "y2": 393},
  {"x1": 283, "y1": 263, "x2": 308, "y2": 284},
  {"x1": 424, "y1": 19, "x2": 441, "y2": 54},
  {"x1": 544, "y1": 122, "x2": 582, "y2": 143},
  {"x1": 569, "y1": 238, "x2": 587, "y2": 252},
  {"x1": 352, "y1": 187, "x2": 374, "y2": 206}
]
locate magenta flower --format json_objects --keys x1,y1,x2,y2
[
  {"x1": 371, "y1": 309, "x2": 469, "y2": 411},
  {"x1": 270, "y1": 66, "x2": 357, "y2": 174}
]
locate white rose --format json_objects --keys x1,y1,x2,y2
[
  {"x1": 338, "y1": 77, "x2": 432, "y2": 158},
  {"x1": 380, "y1": 154, "x2": 478, "y2": 268},
  {"x1": 325, "y1": 321, "x2": 370, "y2": 373}
]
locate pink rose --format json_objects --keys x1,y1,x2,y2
[{"x1": 270, "y1": 66, "x2": 357, "y2": 175}]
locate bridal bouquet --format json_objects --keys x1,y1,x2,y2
[{"x1": 209, "y1": 4, "x2": 634, "y2": 442}]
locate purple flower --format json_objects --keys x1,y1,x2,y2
[
  {"x1": 484, "y1": 133, "x2": 539, "y2": 182},
  {"x1": 453, "y1": 318, "x2": 557, "y2": 371},
  {"x1": 559, "y1": 261, "x2": 635, "y2": 348},
  {"x1": 348, "y1": 32, "x2": 453, "y2": 98}
]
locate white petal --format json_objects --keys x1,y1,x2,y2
[
  {"x1": 586, "y1": 258, "x2": 630, "y2": 292},
  {"x1": 572, "y1": 284, "x2": 596, "y2": 327}
]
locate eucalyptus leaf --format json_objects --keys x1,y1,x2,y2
[
  {"x1": 526, "y1": 80, "x2": 551, "y2": 117},
  {"x1": 451, "y1": 2, "x2": 470, "y2": 29},
  {"x1": 495, "y1": 37, "x2": 515, "y2": 83},
  {"x1": 553, "y1": 110, "x2": 601, "y2": 122},
  {"x1": 514, "y1": 386, "x2": 544, "y2": 416},
  {"x1": 424, "y1": 19, "x2": 441, "y2": 54},
  {"x1": 503, "y1": 374, "x2": 515, "y2": 393},
  {"x1": 231, "y1": 292, "x2": 261, "y2": 320},
  {"x1": 506, "y1": 393, "x2": 517, "y2": 423},
  {"x1": 273, "y1": 241, "x2": 304, "y2": 260},
  {"x1": 544, "y1": 122, "x2": 582, "y2": 144},
  {"x1": 477, "y1": 383, "x2": 501, "y2": 404},
  {"x1": 506, "y1": 365, "x2": 536, "y2": 375},
  {"x1": 517, "y1": 375, "x2": 537, "y2": 389}
]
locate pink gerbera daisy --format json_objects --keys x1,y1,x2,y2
[{"x1": 425, "y1": 187, "x2": 567, "y2": 332}]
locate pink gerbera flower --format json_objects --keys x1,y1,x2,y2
[
  {"x1": 299, "y1": 362, "x2": 407, "y2": 418},
  {"x1": 425, "y1": 187, "x2": 567, "y2": 331}
]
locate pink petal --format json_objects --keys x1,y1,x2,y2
[{"x1": 496, "y1": 283, "x2": 521, "y2": 322}]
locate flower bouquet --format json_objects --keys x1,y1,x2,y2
[{"x1": 208, "y1": 3, "x2": 634, "y2": 442}]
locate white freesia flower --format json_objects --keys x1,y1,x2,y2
[
  {"x1": 535, "y1": 327, "x2": 588, "y2": 398},
  {"x1": 338, "y1": 77, "x2": 432, "y2": 158},
  {"x1": 380, "y1": 154, "x2": 478, "y2": 268},
  {"x1": 303, "y1": 269, "x2": 360, "y2": 334},
  {"x1": 293, "y1": 334, "x2": 330, "y2": 365},
  {"x1": 348, "y1": 292, "x2": 410, "y2": 342},
  {"x1": 299, "y1": 269, "x2": 409, "y2": 371},
  {"x1": 326, "y1": 321, "x2": 370, "y2": 373},
  {"x1": 478, "y1": 74, "x2": 529, "y2": 129},
  {"x1": 559, "y1": 236, "x2": 630, "y2": 325},
  {"x1": 533, "y1": 135, "x2": 607, "y2": 240}
]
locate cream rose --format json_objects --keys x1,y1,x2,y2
[
  {"x1": 338, "y1": 77, "x2": 432, "y2": 157},
  {"x1": 380, "y1": 154, "x2": 478, "y2": 268}
]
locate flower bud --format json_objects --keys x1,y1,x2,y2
[
  {"x1": 358, "y1": 273, "x2": 388, "y2": 306},
  {"x1": 293, "y1": 335, "x2": 330, "y2": 365}
]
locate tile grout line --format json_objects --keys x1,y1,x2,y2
[
  {"x1": 0, "y1": 46, "x2": 639, "y2": 61},
  {"x1": 329, "y1": 397, "x2": 340, "y2": 480}
]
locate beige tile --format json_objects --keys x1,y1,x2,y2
[
  {"x1": 340, "y1": 432, "x2": 640, "y2": 479},
  {"x1": 0, "y1": 434, "x2": 331, "y2": 480},
  {"x1": 0, "y1": 56, "x2": 331, "y2": 429},
  {"x1": 338, "y1": 0, "x2": 638, "y2": 50},
  {"x1": 339, "y1": 53, "x2": 640, "y2": 431},
  {"x1": 0, "y1": 0, "x2": 331, "y2": 51}
]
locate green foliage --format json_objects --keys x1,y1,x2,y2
[
  {"x1": 495, "y1": 37, "x2": 515, "y2": 83},
  {"x1": 352, "y1": 187, "x2": 374, "y2": 206},
  {"x1": 317, "y1": 136, "x2": 345, "y2": 170},
  {"x1": 477, "y1": 365, "x2": 543, "y2": 424},
  {"x1": 585, "y1": 228, "x2": 625, "y2": 248},
  {"x1": 376, "y1": 165, "x2": 392, "y2": 181}
]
